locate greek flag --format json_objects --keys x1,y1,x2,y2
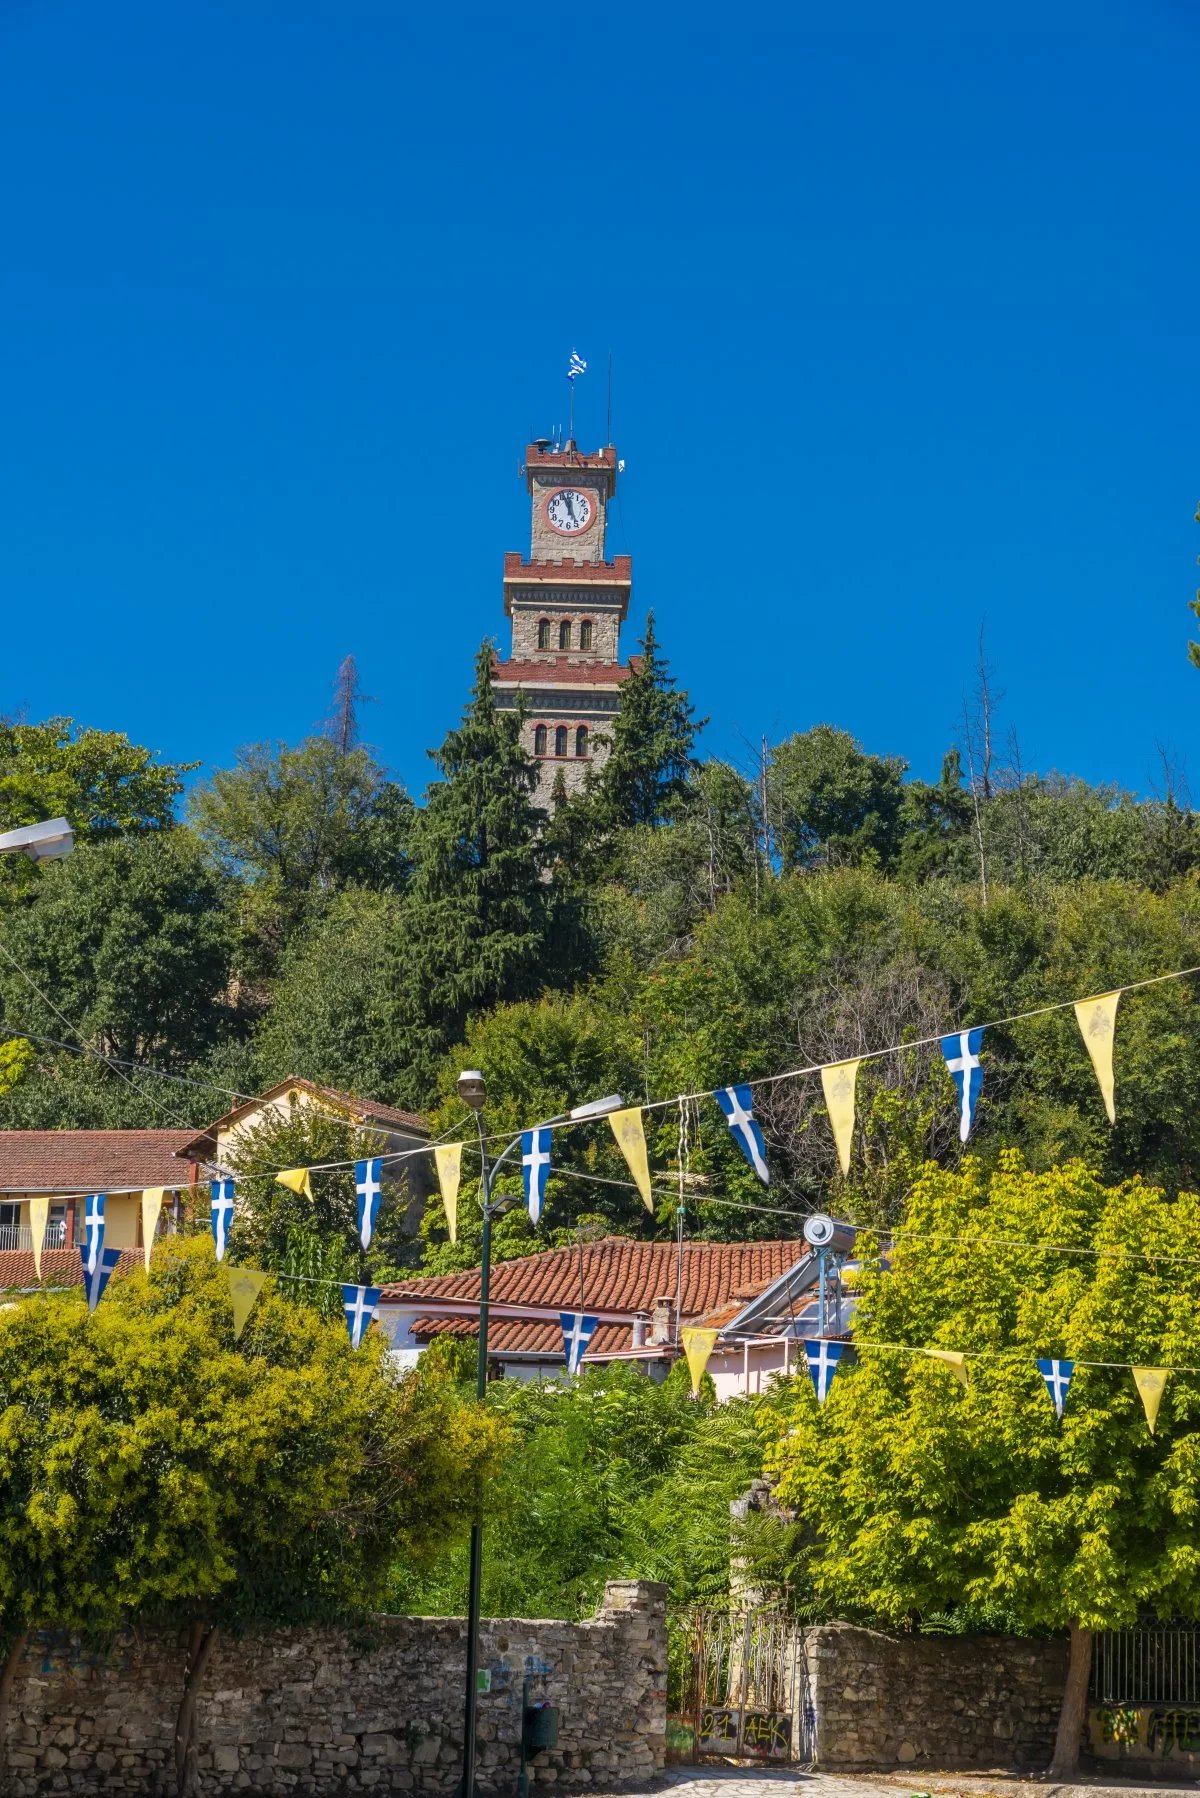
[
  {"x1": 522, "y1": 1127, "x2": 552, "y2": 1225},
  {"x1": 356, "y1": 1157, "x2": 383, "y2": 1251},
  {"x1": 941, "y1": 1028, "x2": 984, "y2": 1143},
  {"x1": 83, "y1": 1192, "x2": 106, "y2": 1276},
  {"x1": 567, "y1": 350, "x2": 587, "y2": 382},
  {"x1": 803, "y1": 1337, "x2": 847, "y2": 1404},
  {"x1": 715, "y1": 1085, "x2": 769, "y2": 1184},
  {"x1": 341, "y1": 1284, "x2": 382, "y2": 1350},
  {"x1": 560, "y1": 1311, "x2": 599, "y2": 1375},
  {"x1": 81, "y1": 1243, "x2": 122, "y2": 1313},
  {"x1": 210, "y1": 1179, "x2": 235, "y2": 1263},
  {"x1": 1037, "y1": 1358, "x2": 1075, "y2": 1419}
]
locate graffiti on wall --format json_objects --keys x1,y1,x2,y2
[
  {"x1": 697, "y1": 1707, "x2": 791, "y2": 1759},
  {"x1": 1092, "y1": 1705, "x2": 1200, "y2": 1759}
]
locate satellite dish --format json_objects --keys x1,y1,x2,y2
[{"x1": 803, "y1": 1213, "x2": 858, "y2": 1254}]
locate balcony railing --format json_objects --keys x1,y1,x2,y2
[{"x1": 0, "y1": 1222, "x2": 69, "y2": 1253}]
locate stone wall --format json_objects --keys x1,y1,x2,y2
[
  {"x1": 806, "y1": 1622, "x2": 1068, "y2": 1771},
  {"x1": 3, "y1": 1580, "x2": 667, "y2": 1796}
]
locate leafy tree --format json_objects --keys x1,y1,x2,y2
[
  {"x1": 593, "y1": 614, "x2": 701, "y2": 829},
  {"x1": 770, "y1": 725, "x2": 909, "y2": 872},
  {"x1": 189, "y1": 736, "x2": 413, "y2": 901},
  {"x1": 0, "y1": 1238, "x2": 506, "y2": 1793},
  {"x1": 0, "y1": 827, "x2": 233, "y2": 1078},
  {"x1": 0, "y1": 716, "x2": 193, "y2": 837},
  {"x1": 0, "y1": 1039, "x2": 33, "y2": 1099},
  {"x1": 768, "y1": 1155, "x2": 1200, "y2": 1774},
  {"x1": 398, "y1": 643, "x2": 550, "y2": 1083},
  {"x1": 0, "y1": 833, "x2": 234, "y2": 1073}
]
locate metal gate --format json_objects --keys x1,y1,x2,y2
[{"x1": 669, "y1": 1608, "x2": 814, "y2": 1765}]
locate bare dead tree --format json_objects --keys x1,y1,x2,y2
[{"x1": 324, "y1": 655, "x2": 374, "y2": 755}]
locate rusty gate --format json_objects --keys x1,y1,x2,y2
[{"x1": 668, "y1": 1608, "x2": 814, "y2": 1765}]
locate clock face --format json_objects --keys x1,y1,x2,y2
[{"x1": 545, "y1": 487, "x2": 594, "y2": 535}]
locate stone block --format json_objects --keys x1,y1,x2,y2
[{"x1": 275, "y1": 1744, "x2": 313, "y2": 1769}]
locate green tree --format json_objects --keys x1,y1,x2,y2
[
  {"x1": 0, "y1": 833, "x2": 234, "y2": 1072},
  {"x1": 399, "y1": 643, "x2": 549, "y2": 1084},
  {"x1": 189, "y1": 736, "x2": 413, "y2": 901},
  {"x1": 593, "y1": 614, "x2": 700, "y2": 829},
  {"x1": 0, "y1": 1238, "x2": 506, "y2": 1793},
  {"x1": 0, "y1": 716, "x2": 194, "y2": 837},
  {"x1": 768, "y1": 1154, "x2": 1200, "y2": 1774},
  {"x1": 770, "y1": 725, "x2": 909, "y2": 872}
]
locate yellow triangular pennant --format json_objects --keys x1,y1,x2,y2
[
  {"x1": 680, "y1": 1326, "x2": 719, "y2": 1397},
  {"x1": 609, "y1": 1107, "x2": 653, "y2": 1212},
  {"x1": 141, "y1": 1189, "x2": 167, "y2": 1272},
  {"x1": 821, "y1": 1060, "x2": 861, "y2": 1176},
  {"x1": 1074, "y1": 991, "x2": 1120, "y2": 1125},
  {"x1": 275, "y1": 1167, "x2": 314, "y2": 1200},
  {"x1": 1132, "y1": 1366, "x2": 1169, "y2": 1434},
  {"x1": 925, "y1": 1348, "x2": 969, "y2": 1388},
  {"x1": 28, "y1": 1195, "x2": 50, "y2": 1281},
  {"x1": 434, "y1": 1143, "x2": 463, "y2": 1244},
  {"x1": 224, "y1": 1266, "x2": 268, "y2": 1341}
]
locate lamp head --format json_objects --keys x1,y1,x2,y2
[
  {"x1": 457, "y1": 1070, "x2": 487, "y2": 1112},
  {"x1": 569, "y1": 1092, "x2": 625, "y2": 1121}
]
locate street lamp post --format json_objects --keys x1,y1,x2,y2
[
  {"x1": 456, "y1": 1072, "x2": 624, "y2": 1798},
  {"x1": 0, "y1": 818, "x2": 74, "y2": 861}
]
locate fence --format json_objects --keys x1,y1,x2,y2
[
  {"x1": 1092, "y1": 1630, "x2": 1200, "y2": 1705},
  {"x1": 0, "y1": 1221, "x2": 67, "y2": 1253},
  {"x1": 669, "y1": 1608, "x2": 813, "y2": 1764}
]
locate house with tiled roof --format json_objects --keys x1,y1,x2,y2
[
  {"x1": 0, "y1": 1076, "x2": 432, "y2": 1292},
  {"x1": 0, "y1": 1129, "x2": 203, "y2": 1290},
  {"x1": 377, "y1": 1236, "x2": 831, "y2": 1400}
]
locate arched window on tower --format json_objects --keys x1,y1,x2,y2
[
  {"x1": 579, "y1": 619, "x2": 594, "y2": 652},
  {"x1": 575, "y1": 725, "x2": 589, "y2": 758},
  {"x1": 559, "y1": 619, "x2": 572, "y2": 650},
  {"x1": 534, "y1": 724, "x2": 547, "y2": 756},
  {"x1": 537, "y1": 619, "x2": 552, "y2": 650},
  {"x1": 555, "y1": 725, "x2": 568, "y2": 758}
]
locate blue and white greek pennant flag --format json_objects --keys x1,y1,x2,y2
[
  {"x1": 560, "y1": 1311, "x2": 599, "y2": 1375},
  {"x1": 210, "y1": 1179, "x2": 235, "y2": 1263},
  {"x1": 522, "y1": 1127, "x2": 552, "y2": 1225},
  {"x1": 1037, "y1": 1358, "x2": 1075, "y2": 1418},
  {"x1": 341, "y1": 1284, "x2": 382, "y2": 1350},
  {"x1": 83, "y1": 1193, "x2": 105, "y2": 1276},
  {"x1": 715, "y1": 1085, "x2": 769, "y2": 1184},
  {"x1": 356, "y1": 1157, "x2": 383, "y2": 1251},
  {"x1": 81, "y1": 1243, "x2": 122, "y2": 1313},
  {"x1": 567, "y1": 350, "x2": 587, "y2": 382},
  {"x1": 941, "y1": 1028, "x2": 985, "y2": 1143},
  {"x1": 803, "y1": 1338, "x2": 847, "y2": 1404}
]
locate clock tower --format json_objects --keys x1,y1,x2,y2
[{"x1": 493, "y1": 438, "x2": 635, "y2": 805}]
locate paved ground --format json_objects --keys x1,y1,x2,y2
[{"x1": 591, "y1": 1768, "x2": 1200, "y2": 1798}]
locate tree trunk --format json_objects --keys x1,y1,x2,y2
[
  {"x1": 174, "y1": 1619, "x2": 220, "y2": 1798},
  {"x1": 1048, "y1": 1621, "x2": 1093, "y2": 1779},
  {"x1": 0, "y1": 1632, "x2": 29, "y2": 1783}
]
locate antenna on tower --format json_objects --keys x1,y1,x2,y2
[{"x1": 607, "y1": 351, "x2": 613, "y2": 446}]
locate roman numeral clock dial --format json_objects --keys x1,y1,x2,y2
[{"x1": 545, "y1": 487, "x2": 594, "y2": 535}]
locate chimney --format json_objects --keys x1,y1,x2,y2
[
  {"x1": 631, "y1": 1312, "x2": 650, "y2": 1349},
  {"x1": 648, "y1": 1295, "x2": 677, "y2": 1346}
]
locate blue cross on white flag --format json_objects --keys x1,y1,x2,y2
[
  {"x1": 522, "y1": 1127, "x2": 552, "y2": 1225},
  {"x1": 715, "y1": 1085, "x2": 770, "y2": 1184},
  {"x1": 356, "y1": 1157, "x2": 383, "y2": 1251},
  {"x1": 1037, "y1": 1358, "x2": 1075, "y2": 1418},
  {"x1": 81, "y1": 1243, "x2": 122, "y2": 1313},
  {"x1": 567, "y1": 350, "x2": 587, "y2": 382},
  {"x1": 941, "y1": 1028, "x2": 985, "y2": 1143},
  {"x1": 560, "y1": 1311, "x2": 599, "y2": 1375},
  {"x1": 210, "y1": 1179, "x2": 235, "y2": 1263},
  {"x1": 83, "y1": 1193, "x2": 106, "y2": 1276},
  {"x1": 803, "y1": 1337, "x2": 847, "y2": 1404},
  {"x1": 341, "y1": 1284, "x2": 382, "y2": 1350}
]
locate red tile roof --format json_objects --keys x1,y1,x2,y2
[
  {"x1": 380, "y1": 1237, "x2": 806, "y2": 1361},
  {"x1": 493, "y1": 659, "x2": 637, "y2": 687},
  {"x1": 0, "y1": 1131, "x2": 201, "y2": 1193},
  {"x1": 0, "y1": 1247, "x2": 140, "y2": 1293},
  {"x1": 177, "y1": 1077, "x2": 428, "y2": 1162}
]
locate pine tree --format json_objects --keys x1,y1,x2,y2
[
  {"x1": 401, "y1": 643, "x2": 548, "y2": 1069},
  {"x1": 595, "y1": 613, "x2": 701, "y2": 828}
]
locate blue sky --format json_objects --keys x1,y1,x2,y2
[{"x1": 1, "y1": 2, "x2": 1196, "y2": 804}]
